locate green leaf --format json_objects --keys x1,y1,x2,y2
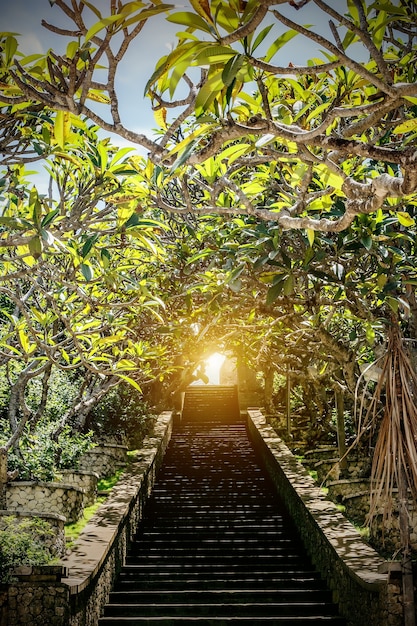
[
  {"x1": 80, "y1": 263, "x2": 94, "y2": 281},
  {"x1": 41, "y1": 209, "x2": 59, "y2": 228},
  {"x1": 361, "y1": 235, "x2": 372, "y2": 250},
  {"x1": 194, "y1": 45, "x2": 236, "y2": 65},
  {"x1": 283, "y1": 273, "x2": 294, "y2": 296},
  {"x1": 116, "y1": 374, "x2": 142, "y2": 391},
  {"x1": 84, "y1": 15, "x2": 122, "y2": 42},
  {"x1": 81, "y1": 235, "x2": 98, "y2": 258},
  {"x1": 144, "y1": 42, "x2": 198, "y2": 95},
  {"x1": 54, "y1": 111, "x2": 71, "y2": 149},
  {"x1": 266, "y1": 279, "x2": 284, "y2": 305},
  {"x1": 167, "y1": 11, "x2": 213, "y2": 33},
  {"x1": 28, "y1": 236, "x2": 42, "y2": 259},
  {"x1": 5, "y1": 36, "x2": 18, "y2": 65},
  {"x1": 397, "y1": 211, "x2": 415, "y2": 227},
  {"x1": 393, "y1": 118, "x2": 417, "y2": 134},
  {"x1": 195, "y1": 71, "x2": 224, "y2": 116},
  {"x1": 116, "y1": 358, "x2": 137, "y2": 370},
  {"x1": 170, "y1": 139, "x2": 197, "y2": 171},
  {"x1": 306, "y1": 228, "x2": 315, "y2": 247},
  {"x1": 221, "y1": 54, "x2": 245, "y2": 87},
  {"x1": 264, "y1": 29, "x2": 300, "y2": 63},
  {"x1": 250, "y1": 24, "x2": 274, "y2": 54}
]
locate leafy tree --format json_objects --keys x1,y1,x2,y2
[
  {"x1": 2, "y1": 5, "x2": 417, "y2": 601},
  {"x1": 3, "y1": 1, "x2": 416, "y2": 232},
  {"x1": 0, "y1": 116, "x2": 174, "y2": 494}
]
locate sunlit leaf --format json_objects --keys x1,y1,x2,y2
[{"x1": 397, "y1": 211, "x2": 415, "y2": 227}]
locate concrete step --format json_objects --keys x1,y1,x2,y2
[
  {"x1": 99, "y1": 615, "x2": 346, "y2": 626},
  {"x1": 103, "y1": 601, "x2": 341, "y2": 618},
  {"x1": 115, "y1": 574, "x2": 327, "y2": 591},
  {"x1": 98, "y1": 391, "x2": 346, "y2": 626},
  {"x1": 109, "y1": 589, "x2": 333, "y2": 604}
]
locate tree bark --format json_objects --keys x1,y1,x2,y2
[
  {"x1": 398, "y1": 464, "x2": 416, "y2": 626},
  {"x1": 335, "y1": 390, "x2": 348, "y2": 472},
  {"x1": 0, "y1": 448, "x2": 8, "y2": 510}
]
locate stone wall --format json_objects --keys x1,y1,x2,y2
[
  {"x1": 6, "y1": 482, "x2": 84, "y2": 524},
  {"x1": 303, "y1": 446, "x2": 371, "y2": 482},
  {"x1": 0, "y1": 566, "x2": 69, "y2": 626},
  {"x1": 0, "y1": 510, "x2": 66, "y2": 558},
  {"x1": 64, "y1": 411, "x2": 173, "y2": 626},
  {"x1": 0, "y1": 411, "x2": 173, "y2": 626},
  {"x1": 59, "y1": 471, "x2": 99, "y2": 507},
  {"x1": 247, "y1": 409, "x2": 402, "y2": 626},
  {"x1": 78, "y1": 444, "x2": 128, "y2": 478}
]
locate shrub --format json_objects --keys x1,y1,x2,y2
[
  {"x1": 0, "y1": 516, "x2": 54, "y2": 583},
  {"x1": 86, "y1": 382, "x2": 156, "y2": 448},
  {"x1": 3, "y1": 423, "x2": 94, "y2": 482}
]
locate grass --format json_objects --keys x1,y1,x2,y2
[
  {"x1": 65, "y1": 497, "x2": 106, "y2": 548},
  {"x1": 65, "y1": 467, "x2": 128, "y2": 550},
  {"x1": 97, "y1": 467, "x2": 125, "y2": 492}
]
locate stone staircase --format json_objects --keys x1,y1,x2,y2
[{"x1": 98, "y1": 386, "x2": 346, "y2": 625}]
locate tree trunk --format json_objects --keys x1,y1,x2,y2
[
  {"x1": 0, "y1": 448, "x2": 8, "y2": 510},
  {"x1": 263, "y1": 366, "x2": 274, "y2": 415},
  {"x1": 335, "y1": 390, "x2": 348, "y2": 472},
  {"x1": 398, "y1": 465, "x2": 416, "y2": 626},
  {"x1": 286, "y1": 365, "x2": 291, "y2": 437}
]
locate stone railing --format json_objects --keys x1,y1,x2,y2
[
  {"x1": 247, "y1": 409, "x2": 402, "y2": 626},
  {"x1": 63, "y1": 410, "x2": 173, "y2": 626},
  {"x1": 1, "y1": 410, "x2": 173, "y2": 626},
  {"x1": 6, "y1": 482, "x2": 84, "y2": 523}
]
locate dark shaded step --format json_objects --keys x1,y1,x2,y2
[
  {"x1": 109, "y1": 589, "x2": 333, "y2": 604},
  {"x1": 115, "y1": 575, "x2": 328, "y2": 591},
  {"x1": 103, "y1": 601, "x2": 341, "y2": 618},
  {"x1": 99, "y1": 619, "x2": 346, "y2": 625},
  {"x1": 99, "y1": 391, "x2": 346, "y2": 626}
]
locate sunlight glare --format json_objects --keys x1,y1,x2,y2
[{"x1": 205, "y1": 352, "x2": 226, "y2": 385}]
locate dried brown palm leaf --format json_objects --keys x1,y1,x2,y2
[{"x1": 363, "y1": 322, "x2": 417, "y2": 529}]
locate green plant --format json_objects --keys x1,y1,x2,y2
[
  {"x1": 64, "y1": 497, "x2": 106, "y2": 549},
  {"x1": 3, "y1": 422, "x2": 94, "y2": 482},
  {"x1": 0, "y1": 516, "x2": 54, "y2": 583},
  {"x1": 97, "y1": 468, "x2": 125, "y2": 493},
  {"x1": 86, "y1": 383, "x2": 156, "y2": 448}
]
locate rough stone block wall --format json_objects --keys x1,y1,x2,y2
[
  {"x1": 66, "y1": 413, "x2": 173, "y2": 626},
  {"x1": 247, "y1": 410, "x2": 402, "y2": 626},
  {"x1": 78, "y1": 445, "x2": 128, "y2": 478},
  {"x1": 59, "y1": 471, "x2": 99, "y2": 507},
  {"x1": 6, "y1": 482, "x2": 84, "y2": 523},
  {"x1": 0, "y1": 567, "x2": 69, "y2": 626},
  {"x1": 0, "y1": 412, "x2": 173, "y2": 626}
]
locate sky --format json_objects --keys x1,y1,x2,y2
[
  {"x1": 1, "y1": 0, "x2": 330, "y2": 140},
  {"x1": 1, "y1": 0, "x2": 335, "y2": 191}
]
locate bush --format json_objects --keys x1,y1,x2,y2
[
  {"x1": 3, "y1": 423, "x2": 94, "y2": 482},
  {"x1": 0, "y1": 365, "x2": 81, "y2": 424},
  {"x1": 86, "y1": 382, "x2": 156, "y2": 449},
  {"x1": 0, "y1": 516, "x2": 54, "y2": 583}
]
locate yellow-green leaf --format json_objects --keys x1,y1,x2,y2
[
  {"x1": 116, "y1": 374, "x2": 142, "y2": 391},
  {"x1": 397, "y1": 211, "x2": 415, "y2": 227},
  {"x1": 189, "y1": 0, "x2": 213, "y2": 24},
  {"x1": 54, "y1": 111, "x2": 71, "y2": 149},
  {"x1": 393, "y1": 118, "x2": 417, "y2": 134},
  {"x1": 307, "y1": 228, "x2": 315, "y2": 247}
]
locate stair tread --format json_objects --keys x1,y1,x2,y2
[{"x1": 99, "y1": 391, "x2": 345, "y2": 626}]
